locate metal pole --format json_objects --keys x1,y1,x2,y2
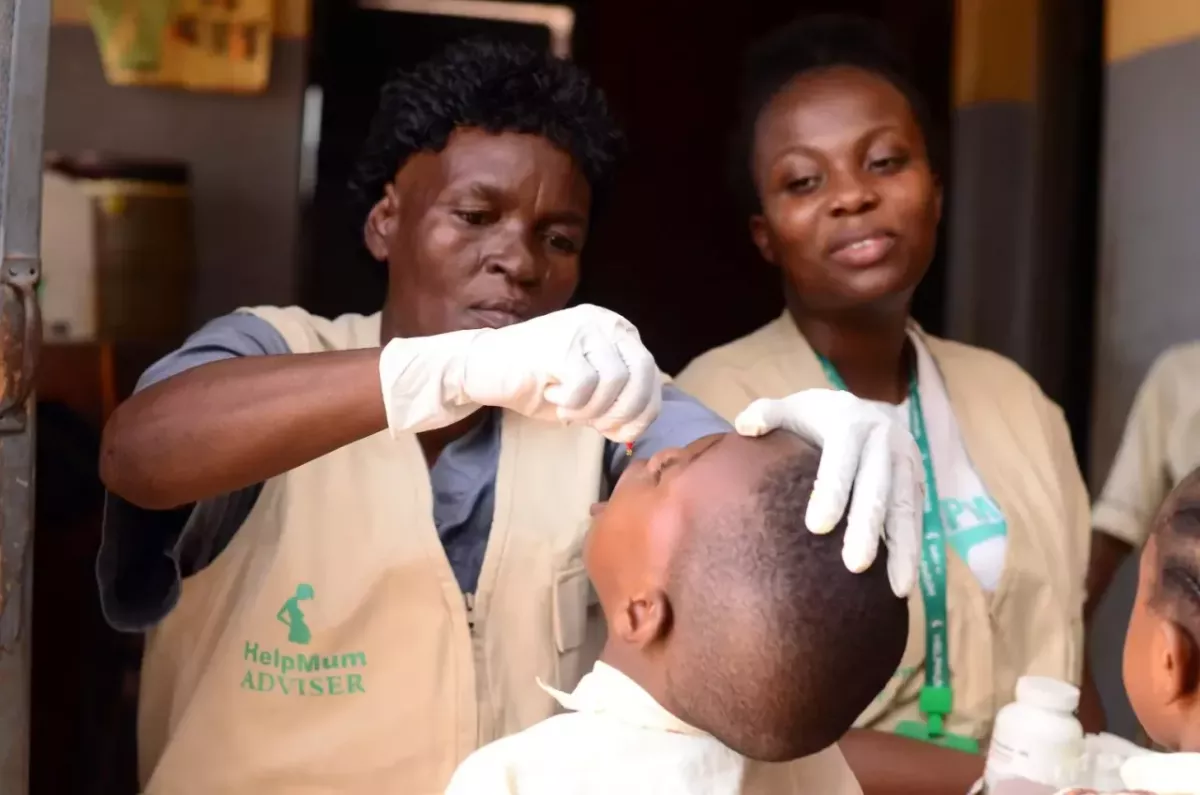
[{"x1": 0, "y1": 0, "x2": 49, "y2": 789}]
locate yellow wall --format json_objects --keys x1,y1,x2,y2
[
  {"x1": 51, "y1": 0, "x2": 310, "y2": 39},
  {"x1": 1107, "y1": 0, "x2": 1200, "y2": 64},
  {"x1": 953, "y1": 0, "x2": 1040, "y2": 107}
]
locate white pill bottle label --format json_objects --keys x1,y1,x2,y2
[
  {"x1": 984, "y1": 735, "x2": 1081, "y2": 790},
  {"x1": 984, "y1": 676, "x2": 1085, "y2": 792}
]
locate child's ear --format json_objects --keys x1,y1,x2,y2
[
  {"x1": 1153, "y1": 619, "x2": 1200, "y2": 703},
  {"x1": 613, "y1": 589, "x2": 672, "y2": 648}
]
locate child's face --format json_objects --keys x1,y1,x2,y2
[
  {"x1": 584, "y1": 432, "x2": 798, "y2": 639},
  {"x1": 1124, "y1": 537, "x2": 1171, "y2": 746},
  {"x1": 1123, "y1": 534, "x2": 1198, "y2": 751}
]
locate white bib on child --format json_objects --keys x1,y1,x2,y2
[{"x1": 444, "y1": 662, "x2": 863, "y2": 795}]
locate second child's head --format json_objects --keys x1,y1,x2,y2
[
  {"x1": 586, "y1": 430, "x2": 908, "y2": 761},
  {"x1": 1124, "y1": 467, "x2": 1200, "y2": 752}
]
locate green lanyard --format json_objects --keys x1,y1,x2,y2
[{"x1": 817, "y1": 355, "x2": 979, "y2": 754}]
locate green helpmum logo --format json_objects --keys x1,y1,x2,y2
[
  {"x1": 278, "y1": 582, "x2": 315, "y2": 644},
  {"x1": 240, "y1": 583, "x2": 369, "y2": 697}
]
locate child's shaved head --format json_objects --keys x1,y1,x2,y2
[{"x1": 586, "y1": 431, "x2": 908, "y2": 762}]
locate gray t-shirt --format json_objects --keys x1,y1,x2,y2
[{"x1": 98, "y1": 312, "x2": 732, "y2": 631}]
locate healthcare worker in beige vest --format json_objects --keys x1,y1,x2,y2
[
  {"x1": 676, "y1": 16, "x2": 1092, "y2": 795},
  {"x1": 99, "y1": 40, "x2": 923, "y2": 795}
]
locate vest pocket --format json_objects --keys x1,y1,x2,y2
[{"x1": 552, "y1": 565, "x2": 604, "y2": 690}]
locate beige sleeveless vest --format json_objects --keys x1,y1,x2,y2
[
  {"x1": 676, "y1": 314, "x2": 1090, "y2": 743},
  {"x1": 137, "y1": 306, "x2": 608, "y2": 794}
]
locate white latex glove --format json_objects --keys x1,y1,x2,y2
[
  {"x1": 734, "y1": 389, "x2": 922, "y2": 598},
  {"x1": 378, "y1": 304, "x2": 662, "y2": 443}
]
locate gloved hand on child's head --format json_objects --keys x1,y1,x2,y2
[{"x1": 735, "y1": 389, "x2": 923, "y2": 598}]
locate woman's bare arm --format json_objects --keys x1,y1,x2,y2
[
  {"x1": 100, "y1": 349, "x2": 387, "y2": 510},
  {"x1": 840, "y1": 728, "x2": 984, "y2": 795}
]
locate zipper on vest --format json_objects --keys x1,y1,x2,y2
[{"x1": 464, "y1": 592, "x2": 476, "y2": 632}]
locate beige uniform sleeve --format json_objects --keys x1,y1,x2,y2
[{"x1": 1092, "y1": 356, "x2": 1174, "y2": 549}]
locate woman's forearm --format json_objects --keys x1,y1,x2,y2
[
  {"x1": 841, "y1": 728, "x2": 984, "y2": 795},
  {"x1": 100, "y1": 350, "x2": 388, "y2": 510}
]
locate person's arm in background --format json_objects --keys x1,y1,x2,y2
[
  {"x1": 839, "y1": 729, "x2": 983, "y2": 795},
  {"x1": 1085, "y1": 533, "x2": 1135, "y2": 621},
  {"x1": 1086, "y1": 355, "x2": 1174, "y2": 617}
]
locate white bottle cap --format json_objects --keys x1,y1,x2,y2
[{"x1": 1015, "y1": 675, "x2": 1080, "y2": 713}]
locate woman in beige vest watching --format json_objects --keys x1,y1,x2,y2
[
  {"x1": 676, "y1": 15, "x2": 1093, "y2": 795},
  {"x1": 99, "y1": 38, "x2": 923, "y2": 795}
]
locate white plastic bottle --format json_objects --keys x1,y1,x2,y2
[{"x1": 984, "y1": 676, "x2": 1085, "y2": 792}]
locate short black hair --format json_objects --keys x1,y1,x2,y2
[
  {"x1": 1151, "y1": 467, "x2": 1200, "y2": 645},
  {"x1": 732, "y1": 13, "x2": 942, "y2": 213},
  {"x1": 349, "y1": 37, "x2": 625, "y2": 225},
  {"x1": 664, "y1": 436, "x2": 908, "y2": 761}
]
